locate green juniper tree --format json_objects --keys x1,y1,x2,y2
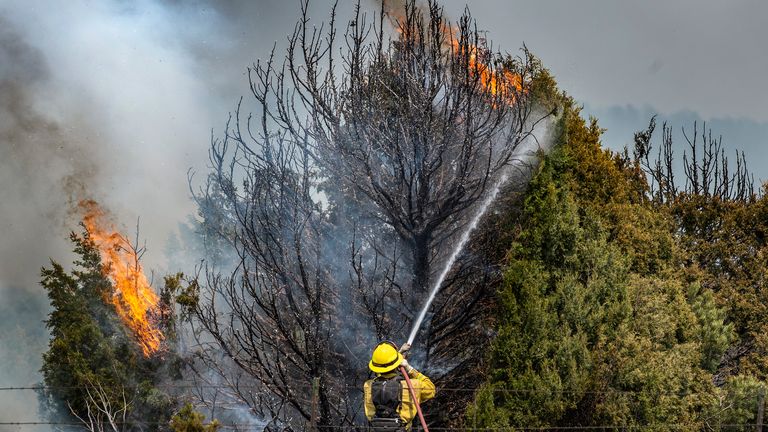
[{"x1": 468, "y1": 102, "x2": 736, "y2": 430}]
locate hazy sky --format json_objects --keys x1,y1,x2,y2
[
  {"x1": 0, "y1": 0, "x2": 766, "y2": 424},
  {"x1": 442, "y1": 0, "x2": 768, "y2": 121},
  {"x1": 439, "y1": 0, "x2": 768, "y2": 177},
  {"x1": 439, "y1": 0, "x2": 768, "y2": 180}
]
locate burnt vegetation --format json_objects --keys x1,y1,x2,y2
[
  {"x1": 632, "y1": 116, "x2": 755, "y2": 204},
  {"x1": 184, "y1": 0, "x2": 547, "y2": 429}
]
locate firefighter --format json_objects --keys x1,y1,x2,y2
[{"x1": 364, "y1": 341, "x2": 435, "y2": 431}]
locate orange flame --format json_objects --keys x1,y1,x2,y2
[
  {"x1": 450, "y1": 38, "x2": 523, "y2": 102},
  {"x1": 78, "y1": 200, "x2": 163, "y2": 357},
  {"x1": 386, "y1": 5, "x2": 524, "y2": 103}
]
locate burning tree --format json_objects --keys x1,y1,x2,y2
[
  {"x1": 299, "y1": 2, "x2": 540, "y2": 300},
  {"x1": 79, "y1": 199, "x2": 164, "y2": 357},
  {"x1": 185, "y1": 0, "x2": 550, "y2": 429},
  {"x1": 40, "y1": 202, "x2": 190, "y2": 431}
]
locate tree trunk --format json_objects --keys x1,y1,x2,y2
[{"x1": 412, "y1": 232, "x2": 432, "y2": 305}]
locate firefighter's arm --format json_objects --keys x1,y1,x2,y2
[
  {"x1": 363, "y1": 380, "x2": 376, "y2": 420},
  {"x1": 402, "y1": 359, "x2": 435, "y2": 402},
  {"x1": 408, "y1": 369, "x2": 435, "y2": 402}
]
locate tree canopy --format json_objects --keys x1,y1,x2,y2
[{"x1": 467, "y1": 96, "x2": 768, "y2": 431}]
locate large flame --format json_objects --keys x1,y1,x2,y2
[{"x1": 78, "y1": 200, "x2": 163, "y2": 357}]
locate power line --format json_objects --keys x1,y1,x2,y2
[
  {"x1": 0, "y1": 385, "x2": 751, "y2": 397},
  {"x1": 5, "y1": 385, "x2": 761, "y2": 429},
  {"x1": 0, "y1": 423, "x2": 761, "y2": 430}
]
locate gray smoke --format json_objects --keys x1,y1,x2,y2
[
  {"x1": 0, "y1": 17, "x2": 95, "y2": 289},
  {"x1": 0, "y1": 0, "x2": 360, "y2": 426},
  {"x1": 0, "y1": 0, "x2": 344, "y2": 282},
  {"x1": 0, "y1": 17, "x2": 95, "y2": 429}
]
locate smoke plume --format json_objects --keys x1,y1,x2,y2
[
  {"x1": 0, "y1": 18, "x2": 96, "y2": 428},
  {"x1": 0, "y1": 0, "x2": 362, "y2": 426}
]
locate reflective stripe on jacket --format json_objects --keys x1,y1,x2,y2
[{"x1": 364, "y1": 369, "x2": 435, "y2": 428}]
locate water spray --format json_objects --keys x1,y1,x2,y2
[
  {"x1": 405, "y1": 126, "x2": 547, "y2": 347},
  {"x1": 406, "y1": 171, "x2": 510, "y2": 346},
  {"x1": 398, "y1": 169, "x2": 517, "y2": 432}
]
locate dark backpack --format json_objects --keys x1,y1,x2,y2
[{"x1": 369, "y1": 375, "x2": 404, "y2": 432}]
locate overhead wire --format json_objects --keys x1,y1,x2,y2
[
  {"x1": 0, "y1": 422, "x2": 762, "y2": 430},
  {"x1": 0, "y1": 385, "x2": 743, "y2": 396},
  {"x1": 3, "y1": 384, "x2": 761, "y2": 430}
]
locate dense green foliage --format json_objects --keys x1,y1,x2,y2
[
  {"x1": 673, "y1": 195, "x2": 768, "y2": 379},
  {"x1": 468, "y1": 97, "x2": 768, "y2": 430}
]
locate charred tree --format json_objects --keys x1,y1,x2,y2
[
  {"x1": 187, "y1": 124, "x2": 352, "y2": 429},
  {"x1": 253, "y1": 0, "x2": 542, "y2": 297},
  {"x1": 186, "y1": 0, "x2": 546, "y2": 429},
  {"x1": 633, "y1": 117, "x2": 755, "y2": 204}
]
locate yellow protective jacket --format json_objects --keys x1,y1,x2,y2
[{"x1": 364, "y1": 368, "x2": 435, "y2": 429}]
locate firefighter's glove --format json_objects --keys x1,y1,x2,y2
[
  {"x1": 399, "y1": 343, "x2": 411, "y2": 356},
  {"x1": 400, "y1": 358, "x2": 415, "y2": 374}
]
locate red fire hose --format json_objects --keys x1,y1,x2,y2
[{"x1": 400, "y1": 366, "x2": 430, "y2": 432}]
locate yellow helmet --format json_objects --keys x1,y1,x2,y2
[{"x1": 369, "y1": 341, "x2": 403, "y2": 374}]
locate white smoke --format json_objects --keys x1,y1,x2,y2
[{"x1": 0, "y1": 0, "x2": 358, "y2": 427}]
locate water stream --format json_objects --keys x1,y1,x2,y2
[
  {"x1": 406, "y1": 170, "x2": 509, "y2": 345},
  {"x1": 405, "y1": 130, "x2": 546, "y2": 346}
]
